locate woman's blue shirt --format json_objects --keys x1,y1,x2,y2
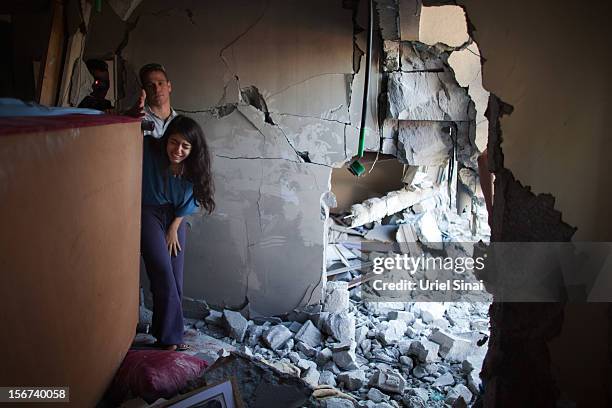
[{"x1": 141, "y1": 137, "x2": 198, "y2": 217}]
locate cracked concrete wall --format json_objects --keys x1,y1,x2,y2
[{"x1": 85, "y1": 0, "x2": 378, "y2": 315}]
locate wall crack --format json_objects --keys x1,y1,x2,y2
[
  {"x1": 275, "y1": 112, "x2": 350, "y2": 126},
  {"x1": 218, "y1": 0, "x2": 270, "y2": 84}
]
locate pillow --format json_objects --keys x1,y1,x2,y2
[{"x1": 106, "y1": 350, "x2": 208, "y2": 404}]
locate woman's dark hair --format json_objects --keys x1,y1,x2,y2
[{"x1": 160, "y1": 115, "x2": 215, "y2": 214}]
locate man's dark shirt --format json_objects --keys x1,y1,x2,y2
[{"x1": 78, "y1": 95, "x2": 113, "y2": 112}]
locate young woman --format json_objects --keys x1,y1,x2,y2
[{"x1": 141, "y1": 115, "x2": 215, "y2": 351}]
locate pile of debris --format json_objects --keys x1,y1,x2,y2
[
  {"x1": 182, "y1": 290, "x2": 488, "y2": 407},
  {"x1": 324, "y1": 159, "x2": 490, "y2": 303}
]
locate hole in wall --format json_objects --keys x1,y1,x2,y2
[{"x1": 321, "y1": 4, "x2": 494, "y2": 404}]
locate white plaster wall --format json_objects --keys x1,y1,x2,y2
[{"x1": 418, "y1": 5, "x2": 469, "y2": 48}]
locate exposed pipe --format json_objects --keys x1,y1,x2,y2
[
  {"x1": 358, "y1": 0, "x2": 373, "y2": 157},
  {"x1": 348, "y1": 0, "x2": 373, "y2": 177}
]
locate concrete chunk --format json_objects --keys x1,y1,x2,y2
[
  {"x1": 332, "y1": 349, "x2": 359, "y2": 371},
  {"x1": 396, "y1": 121, "x2": 453, "y2": 166},
  {"x1": 387, "y1": 310, "x2": 416, "y2": 324},
  {"x1": 407, "y1": 339, "x2": 440, "y2": 363},
  {"x1": 296, "y1": 341, "x2": 317, "y2": 357},
  {"x1": 245, "y1": 324, "x2": 265, "y2": 347},
  {"x1": 323, "y1": 398, "x2": 354, "y2": 408},
  {"x1": 416, "y1": 212, "x2": 443, "y2": 250},
  {"x1": 287, "y1": 351, "x2": 300, "y2": 364},
  {"x1": 429, "y1": 329, "x2": 473, "y2": 362},
  {"x1": 387, "y1": 72, "x2": 472, "y2": 121},
  {"x1": 205, "y1": 309, "x2": 224, "y2": 326},
  {"x1": 324, "y1": 281, "x2": 350, "y2": 313},
  {"x1": 325, "y1": 312, "x2": 356, "y2": 343},
  {"x1": 355, "y1": 325, "x2": 369, "y2": 345},
  {"x1": 337, "y1": 370, "x2": 366, "y2": 391},
  {"x1": 182, "y1": 296, "x2": 210, "y2": 319},
  {"x1": 446, "y1": 384, "x2": 473, "y2": 404},
  {"x1": 348, "y1": 188, "x2": 434, "y2": 228},
  {"x1": 222, "y1": 309, "x2": 248, "y2": 343},
  {"x1": 398, "y1": 339, "x2": 412, "y2": 356},
  {"x1": 433, "y1": 372, "x2": 455, "y2": 387},
  {"x1": 270, "y1": 360, "x2": 301, "y2": 378},
  {"x1": 408, "y1": 387, "x2": 429, "y2": 403},
  {"x1": 400, "y1": 42, "x2": 446, "y2": 72},
  {"x1": 367, "y1": 387, "x2": 390, "y2": 403},
  {"x1": 399, "y1": 355, "x2": 414, "y2": 370},
  {"x1": 370, "y1": 369, "x2": 407, "y2": 394},
  {"x1": 316, "y1": 347, "x2": 333, "y2": 365},
  {"x1": 377, "y1": 320, "x2": 407, "y2": 346},
  {"x1": 412, "y1": 364, "x2": 428, "y2": 378},
  {"x1": 297, "y1": 358, "x2": 317, "y2": 371},
  {"x1": 301, "y1": 366, "x2": 320, "y2": 388},
  {"x1": 414, "y1": 302, "x2": 446, "y2": 323},
  {"x1": 319, "y1": 370, "x2": 337, "y2": 387},
  {"x1": 262, "y1": 325, "x2": 293, "y2": 350},
  {"x1": 288, "y1": 321, "x2": 303, "y2": 333},
  {"x1": 294, "y1": 320, "x2": 322, "y2": 348},
  {"x1": 330, "y1": 341, "x2": 356, "y2": 352}
]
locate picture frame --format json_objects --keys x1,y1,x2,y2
[{"x1": 162, "y1": 380, "x2": 237, "y2": 408}]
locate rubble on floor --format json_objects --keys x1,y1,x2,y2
[{"x1": 134, "y1": 293, "x2": 489, "y2": 407}]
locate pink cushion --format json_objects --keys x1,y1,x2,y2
[{"x1": 107, "y1": 350, "x2": 208, "y2": 404}]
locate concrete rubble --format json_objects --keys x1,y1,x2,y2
[
  {"x1": 262, "y1": 324, "x2": 293, "y2": 350},
  {"x1": 153, "y1": 281, "x2": 490, "y2": 407},
  {"x1": 222, "y1": 309, "x2": 248, "y2": 343}
]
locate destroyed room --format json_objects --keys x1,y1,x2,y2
[{"x1": 1, "y1": 0, "x2": 611, "y2": 407}]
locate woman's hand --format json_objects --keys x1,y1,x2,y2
[{"x1": 166, "y1": 217, "x2": 183, "y2": 257}]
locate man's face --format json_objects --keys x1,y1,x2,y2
[{"x1": 142, "y1": 70, "x2": 171, "y2": 107}]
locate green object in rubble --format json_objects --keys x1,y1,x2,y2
[
  {"x1": 348, "y1": 159, "x2": 366, "y2": 177},
  {"x1": 348, "y1": 127, "x2": 367, "y2": 176}
]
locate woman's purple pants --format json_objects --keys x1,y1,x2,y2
[{"x1": 141, "y1": 204, "x2": 186, "y2": 345}]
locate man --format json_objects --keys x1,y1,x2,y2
[
  {"x1": 128, "y1": 63, "x2": 177, "y2": 138},
  {"x1": 78, "y1": 59, "x2": 113, "y2": 112}
]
